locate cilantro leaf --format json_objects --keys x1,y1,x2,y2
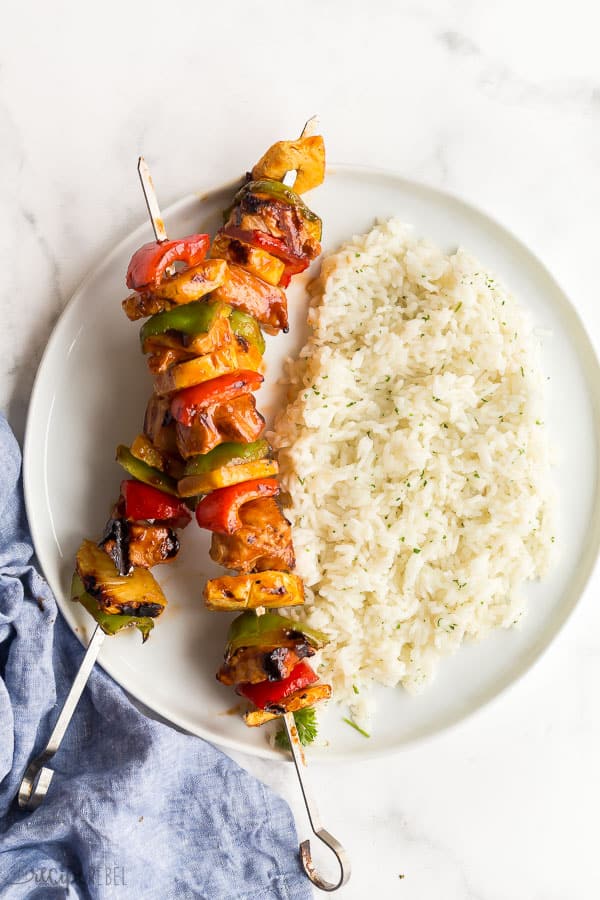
[{"x1": 274, "y1": 707, "x2": 318, "y2": 750}]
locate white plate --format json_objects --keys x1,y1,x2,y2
[{"x1": 25, "y1": 166, "x2": 600, "y2": 761}]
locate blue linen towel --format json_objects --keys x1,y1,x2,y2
[{"x1": 0, "y1": 414, "x2": 311, "y2": 900}]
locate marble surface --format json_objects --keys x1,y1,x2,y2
[{"x1": 2, "y1": 1, "x2": 600, "y2": 897}]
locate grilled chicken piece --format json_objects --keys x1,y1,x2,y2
[
  {"x1": 251, "y1": 134, "x2": 325, "y2": 195},
  {"x1": 175, "y1": 416, "x2": 220, "y2": 458},
  {"x1": 122, "y1": 292, "x2": 166, "y2": 320},
  {"x1": 100, "y1": 518, "x2": 179, "y2": 574},
  {"x1": 122, "y1": 260, "x2": 227, "y2": 321},
  {"x1": 213, "y1": 394, "x2": 265, "y2": 442},
  {"x1": 175, "y1": 394, "x2": 265, "y2": 459},
  {"x1": 210, "y1": 497, "x2": 295, "y2": 574},
  {"x1": 145, "y1": 344, "x2": 185, "y2": 375},
  {"x1": 75, "y1": 539, "x2": 167, "y2": 617},
  {"x1": 143, "y1": 394, "x2": 179, "y2": 456},
  {"x1": 228, "y1": 194, "x2": 320, "y2": 261},
  {"x1": 244, "y1": 684, "x2": 332, "y2": 726},
  {"x1": 205, "y1": 569, "x2": 303, "y2": 611},
  {"x1": 217, "y1": 642, "x2": 315, "y2": 686},
  {"x1": 143, "y1": 317, "x2": 233, "y2": 375},
  {"x1": 211, "y1": 264, "x2": 288, "y2": 333}
]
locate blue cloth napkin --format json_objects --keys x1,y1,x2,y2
[{"x1": 0, "y1": 415, "x2": 311, "y2": 900}]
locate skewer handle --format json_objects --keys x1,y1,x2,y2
[
  {"x1": 17, "y1": 624, "x2": 105, "y2": 810},
  {"x1": 282, "y1": 713, "x2": 351, "y2": 892}
]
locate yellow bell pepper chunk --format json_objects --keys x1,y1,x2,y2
[{"x1": 178, "y1": 458, "x2": 278, "y2": 497}]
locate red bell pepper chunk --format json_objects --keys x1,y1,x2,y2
[
  {"x1": 279, "y1": 257, "x2": 310, "y2": 288},
  {"x1": 126, "y1": 233, "x2": 211, "y2": 290},
  {"x1": 121, "y1": 480, "x2": 191, "y2": 528},
  {"x1": 170, "y1": 370, "x2": 264, "y2": 428},
  {"x1": 236, "y1": 661, "x2": 318, "y2": 709},
  {"x1": 195, "y1": 478, "x2": 279, "y2": 534}
]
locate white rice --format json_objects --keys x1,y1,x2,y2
[{"x1": 271, "y1": 218, "x2": 554, "y2": 727}]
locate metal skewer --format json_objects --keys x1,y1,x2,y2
[
  {"x1": 282, "y1": 713, "x2": 350, "y2": 891},
  {"x1": 17, "y1": 624, "x2": 105, "y2": 809}
]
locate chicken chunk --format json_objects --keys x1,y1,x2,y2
[
  {"x1": 211, "y1": 264, "x2": 288, "y2": 333},
  {"x1": 100, "y1": 518, "x2": 179, "y2": 573},
  {"x1": 174, "y1": 394, "x2": 265, "y2": 460},
  {"x1": 251, "y1": 135, "x2": 325, "y2": 195},
  {"x1": 217, "y1": 642, "x2": 314, "y2": 686},
  {"x1": 210, "y1": 497, "x2": 295, "y2": 573}
]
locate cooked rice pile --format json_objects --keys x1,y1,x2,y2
[{"x1": 271, "y1": 218, "x2": 554, "y2": 725}]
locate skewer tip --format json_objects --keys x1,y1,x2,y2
[{"x1": 300, "y1": 115, "x2": 319, "y2": 138}]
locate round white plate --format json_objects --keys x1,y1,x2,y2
[{"x1": 25, "y1": 167, "x2": 600, "y2": 761}]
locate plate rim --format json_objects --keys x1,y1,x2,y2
[{"x1": 23, "y1": 163, "x2": 600, "y2": 762}]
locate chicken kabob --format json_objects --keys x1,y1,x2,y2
[
  {"x1": 120, "y1": 127, "x2": 332, "y2": 741},
  {"x1": 17, "y1": 232, "x2": 205, "y2": 814},
  {"x1": 130, "y1": 122, "x2": 349, "y2": 890},
  {"x1": 195, "y1": 135, "x2": 331, "y2": 740},
  {"x1": 19, "y1": 131, "x2": 320, "y2": 787}
]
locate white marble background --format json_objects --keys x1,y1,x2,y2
[{"x1": 2, "y1": 1, "x2": 600, "y2": 897}]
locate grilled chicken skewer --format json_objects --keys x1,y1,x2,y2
[
  {"x1": 17, "y1": 172, "x2": 192, "y2": 810},
  {"x1": 132, "y1": 125, "x2": 348, "y2": 889}
]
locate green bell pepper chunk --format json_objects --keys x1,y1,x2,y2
[
  {"x1": 237, "y1": 179, "x2": 321, "y2": 223},
  {"x1": 230, "y1": 310, "x2": 265, "y2": 355},
  {"x1": 183, "y1": 440, "x2": 269, "y2": 477},
  {"x1": 139, "y1": 301, "x2": 231, "y2": 347},
  {"x1": 71, "y1": 573, "x2": 155, "y2": 642},
  {"x1": 116, "y1": 445, "x2": 179, "y2": 496},
  {"x1": 226, "y1": 610, "x2": 329, "y2": 655},
  {"x1": 140, "y1": 300, "x2": 264, "y2": 355}
]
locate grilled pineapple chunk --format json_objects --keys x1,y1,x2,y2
[
  {"x1": 153, "y1": 339, "x2": 263, "y2": 396},
  {"x1": 244, "y1": 684, "x2": 332, "y2": 726},
  {"x1": 204, "y1": 570, "x2": 304, "y2": 611},
  {"x1": 210, "y1": 234, "x2": 285, "y2": 286},
  {"x1": 153, "y1": 342, "x2": 238, "y2": 395},
  {"x1": 75, "y1": 540, "x2": 167, "y2": 617},
  {"x1": 178, "y1": 459, "x2": 278, "y2": 496},
  {"x1": 148, "y1": 259, "x2": 227, "y2": 302},
  {"x1": 235, "y1": 339, "x2": 264, "y2": 373}
]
